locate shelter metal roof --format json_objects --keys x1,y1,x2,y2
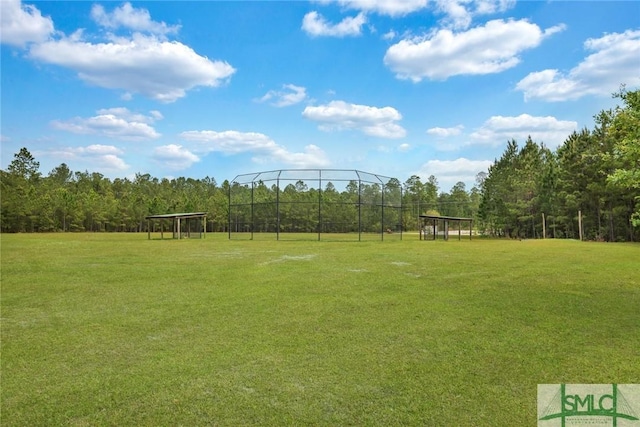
[
  {"x1": 145, "y1": 212, "x2": 207, "y2": 220},
  {"x1": 419, "y1": 214, "x2": 473, "y2": 221}
]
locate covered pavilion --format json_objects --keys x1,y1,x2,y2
[
  {"x1": 145, "y1": 212, "x2": 207, "y2": 240},
  {"x1": 419, "y1": 214, "x2": 473, "y2": 241}
]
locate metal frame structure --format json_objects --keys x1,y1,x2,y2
[
  {"x1": 419, "y1": 214, "x2": 473, "y2": 241},
  {"x1": 229, "y1": 169, "x2": 403, "y2": 241},
  {"x1": 145, "y1": 212, "x2": 207, "y2": 240}
]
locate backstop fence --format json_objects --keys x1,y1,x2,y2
[{"x1": 229, "y1": 169, "x2": 403, "y2": 241}]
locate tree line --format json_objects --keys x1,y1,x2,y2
[
  {"x1": 478, "y1": 87, "x2": 639, "y2": 241},
  {"x1": 1, "y1": 88, "x2": 638, "y2": 240},
  {"x1": 0, "y1": 149, "x2": 476, "y2": 235}
]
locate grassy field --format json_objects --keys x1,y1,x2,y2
[{"x1": 1, "y1": 233, "x2": 638, "y2": 426}]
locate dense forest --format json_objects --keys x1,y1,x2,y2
[
  {"x1": 478, "y1": 88, "x2": 639, "y2": 241},
  {"x1": 1, "y1": 88, "x2": 638, "y2": 241}
]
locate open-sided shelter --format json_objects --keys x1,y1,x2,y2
[
  {"x1": 419, "y1": 214, "x2": 473, "y2": 241},
  {"x1": 145, "y1": 212, "x2": 207, "y2": 240}
]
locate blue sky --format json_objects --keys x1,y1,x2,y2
[{"x1": 1, "y1": 0, "x2": 639, "y2": 191}]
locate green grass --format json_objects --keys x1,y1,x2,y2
[{"x1": 1, "y1": 233, "x2": 639, "y2": 426}]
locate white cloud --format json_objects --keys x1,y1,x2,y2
[
  {"x1": 91, "y1": 3, "x2": 180, "y2": 36},
  {"x1": 474, "y1": 0, "x2": 515, "y2": 14},
  {"x1": 384, "y1": 19, "x2": 564, "y2": 82},
  {"x1": 302, "y1": 11, "x2": 367, "y2": 37},
  {"x1": 76, "y1": 145, "x2": 122, "y2": 156},
  {"x1": 181, "y1": 130, "x2": 279, "y2": 154},
  {"x1": 325, "y1": 0, "x2": 428, "y2": 17},
  {"x1": 149, "y1": 110, "x2": 164, "y2": 121},
  {"x1": 258, "y1": 84, "x2": 308, "y2": 107},
  {"x1": 97, "y1": 107, "x2": 164, "y2": 124},
  {"x1": 12, "y1": 1, "x2": 232, "y2": 102},
  {"x1": 470, "y1": 114, "x2": 577, "y2": 147},
  {"x1": 434, "y1": 0, "x2": 515, "y2": 30},
  {"x1": 51, "y1": 144, "x2": 129, "y2": 172},
  {"x1": 0, "y1": 0, "x2": 54, "y2": 47},
  {"x1": 435, "y1": 0, "x2": 473, "y2": 30},
  {"x1": 51, "y1": 108, "x2": 161, "y2": 141},
  {"x1": 265, "y1": 144, "x2": 330, "y2": 168},
  {"x1": 418, "y1": 158, "x2": 492, "y2": 190},
  {"x1": 100, "y1": 155, "x2": 129, "y2": 170},
  {"x1": 427, "y1": 125, "x2": 464, "y2": 137},
  {"x1": 322, "y1": 0, "x2": 512, "y2": 25},
  {"x1": 302, "y1": 100, "x2": 406, "y2": 139},
  {"x1": 153, "y1": 144, "x2": 200, "y2": 171},
  {"x1": 398, "y1": 143, "x2": 411, "y2": 152},
  {"x1": 382, "y1": 30, "x2": 397, "y2": 41},
  {"x1": 180, "y1": 130, "x2": 330, "y2": 168},
  {"x1": 516, "y1": 29, "x2": 640, "y2": 102},
  {"x1": 29, "y1": 33, "x2": 235, "y2": 103}
]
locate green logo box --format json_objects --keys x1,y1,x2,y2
[{"x1": 538, "y1": 384, "x2": 640, "y2": 427}]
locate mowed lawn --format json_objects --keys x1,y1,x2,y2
[{"x1": 1, "y1": 233, "x2": 638, "y2": 426}]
